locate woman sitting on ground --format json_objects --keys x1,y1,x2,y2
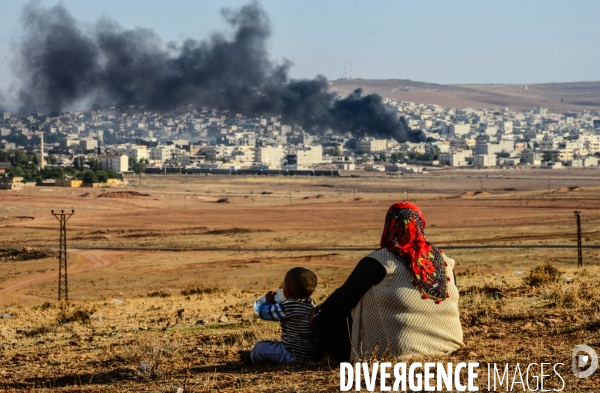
[{"x1": 312, "y1": 201, "x2": 463, "y2": 361}]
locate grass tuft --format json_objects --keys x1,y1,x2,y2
[
  {"x1": 147, "y1": 290, "x2": 171, "y2": 298},
  {"x1": 56, "y1": 305, "x2": 97, "y2": 325},
  {"x1": 523, "y1": 262, "x2": 563, "y2": 287}
]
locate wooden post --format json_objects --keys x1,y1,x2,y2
[{"x1": 575, "y1": 211, "x2": 583, "y2": 267}]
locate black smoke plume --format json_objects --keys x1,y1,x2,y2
[
  {"x1": 330, "y1": 89, "x2": 423, "y2": 143},
  {"x1": 14, "y1": 1, "x2": 425, "y2": 143}
]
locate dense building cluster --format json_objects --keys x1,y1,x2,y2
[
  {"x1": 394, "y1": 101, "x2": 600, "y2": 170},
  {"x1": 1, "y1": 100, "x2": 599, "y2": 176}
]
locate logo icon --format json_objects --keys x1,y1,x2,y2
[{"x1": 572, "y1": 344, "x2": 598, "y2": 378}]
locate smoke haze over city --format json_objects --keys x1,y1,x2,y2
[{"x1": 6, "y1": 1, "x2": 424, "y2": 142}]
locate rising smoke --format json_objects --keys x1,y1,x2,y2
[{"x1": 13, "y1": 1, "x2": 425, "y2": 143}]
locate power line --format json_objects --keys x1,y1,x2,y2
[
  {"x1": 51, "y1": 209, "x2": 74, "y2": 302},
  {"x1": 26, "y1": 244, "x2": 600, "y2": 252}
]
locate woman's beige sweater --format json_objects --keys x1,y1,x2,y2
[{"x1": 350, "y1": 248, "x2": 464, "y2": 360}]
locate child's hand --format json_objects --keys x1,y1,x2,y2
[{"x1": 265, "y1": 290, "x2": 276, "y2": 304}]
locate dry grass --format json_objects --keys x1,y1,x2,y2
[
  {"x1": 2, "y1": 174, "x2": 600, "y2": 390},
  {"x1": 523, "y1": 262, "x2": 564, "y2": 287},
  {"x1": 1, "y1": 262, "x2": 599, "y2": 391}
]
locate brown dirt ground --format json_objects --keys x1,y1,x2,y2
[{"x1": 0, "y1": 171, "x2": 599, "y2": 391}]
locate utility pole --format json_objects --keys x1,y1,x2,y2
[
  {"x1": 52, "y1": 210, "x2": 74, "y2": 301},
  {"x1": 574, "y1": 211, "x2": 583, "y2": 267}
]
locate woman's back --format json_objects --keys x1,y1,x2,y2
[{"x1": 350, "y1": 248, "x2": 463, "y2": 360}]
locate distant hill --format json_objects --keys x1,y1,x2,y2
[
  {"x1": 3, "y1": 79, "x2": 599, "y2": 115},
  {"x1": 329, "y1": 79, "x2": 600, "y2": 113}
]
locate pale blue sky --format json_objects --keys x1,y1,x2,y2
[{"x1": 0, "y1": 0, "x2": 598, "y2": 94}]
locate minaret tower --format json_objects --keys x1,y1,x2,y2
[{"x1": 39, "y1": 132, "x2": 45, "y2": 170}]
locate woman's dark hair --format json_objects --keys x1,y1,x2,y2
[{"x1": 284, "y1": 267, "x2": 317, "y2": 298}]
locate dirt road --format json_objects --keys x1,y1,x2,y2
[{"x1": 0, "y1": 250, "x2": 114, "y2": 293}]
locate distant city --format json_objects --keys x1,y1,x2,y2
[{"x1": 1, "y1": 98, "x2": 600, "y2": 188}]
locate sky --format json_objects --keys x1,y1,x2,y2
[{"x1": 0, "y1": 0, "x2": 598, "y2": 96}]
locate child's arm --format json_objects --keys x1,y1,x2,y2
[{"x1": 257, "y1": 301, "x2": 286, "y2": 321}]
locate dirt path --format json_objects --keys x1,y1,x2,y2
[{"x1": 0, "y1": 250, "x2": 115, "y2": 293}]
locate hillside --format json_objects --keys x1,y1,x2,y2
[{"x1": 330, "y1": 79, "x2": 600, "y2": 113}]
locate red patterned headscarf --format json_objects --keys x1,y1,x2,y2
[{"x1": 380, "y1": 202, "x2": 450, "y2": 303}]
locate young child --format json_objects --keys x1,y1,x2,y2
[{"x1": 241, "y1": 267, "x2": 322, "y2": 365}]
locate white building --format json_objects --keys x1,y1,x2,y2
[
  {"x1": 79, "y1": 138, "x2": 98, "y2": 151},
  {"x1": 567, "y1": 158, "x2": 598, "y2": 167},
  {"x1": 521, "y1": 151, "x2": 542, "y2": 166},
  {"x1": 98, "y1": 154, "x2": 128, "y2": 173},
  {"x1": 129, "y1": 146, "x2": 149, "y2": 161},
  {"x1": 385, "y1": 163, "x2": 424, "y2": 173},
  {"x1": 205, "y1": 145, "x2": 235, "y2": 161},
  {"x1": 150, "y1": 146, "x2": 175, "y2": 161},
  {"x1": 449, "y1": 139, "x2": 474, "y2": 152},
  {"x1": 473, "y1": 154, "x2": 496, "y2": 167},
  {"x1": 230, "y1": 146, "x2": 255, "y2": 164},
  {"x1": 451, "y1": 124, "x2": 471, "y2": 136},
  {"x1": 358, "y1": 138, "x2": 387, "y2": 153},
  {"x1": 61, "y1": 139, "x2": 80, "y2": 149},
  {"x1": 498, "y1": 120, "x2": 513, "y2": 134},
  {"x1": 255, "y1": 145, "x2": 284, "y2": 168},
  {"x1": 584, "y1": 137, "x2": 600, "y2": 154},
  {"x1": 294, "y1": 145, "x2": 323, "y2": 166},
  {"x1": 539, "y1": 137, "x2": 561, "y2": 151},
  {"x1": 112, "y1": 146, "x2": 149, "y2": 162},
  {"x1": 438, "y1": 152, "x2": 468, "y2": 166}
]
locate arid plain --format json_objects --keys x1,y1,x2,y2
[{"x1": 1, "y1": 170, "x2": 600, "y2": 391}]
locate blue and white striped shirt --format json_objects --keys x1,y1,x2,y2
[
  {"x1": 256, "y1": 298, "x2": 322, "y2": 361},
  {"x1": 257, "y1": 301, "x2": 286, "y2": 321}
]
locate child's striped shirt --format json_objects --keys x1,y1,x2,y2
[{"x1": 257, "y1": 298, "x2": 322, "y2": 361}]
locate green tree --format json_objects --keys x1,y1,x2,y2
[
  {"x1": 105, "y1": 170, "x2": 122, "y2": 180},
  {"x1": 82, "y1": 170, "x2": 98, "y2": 184},
  {"x1": 390, "y1": 153, "x2": 404, "y2": 163},
  {"x1": 41, "y1": 167, "x2": 65, "y2": 180},
  {"x1": 96, "y1": 171, "x2": 109, "y2": 183},
  {"x1": 7, "y1": 166, "x2": 25, "y2": 178},
  {"x1": 132, "y1": 160, "x2": 146, "y2": 174},
  {"x1": 14, "y1": 150, "x2": 27, "y2": 164},
  {"x1": 47, "y1": 155, "x2": 58, "y2": 165},
  {"x1": 128, "y1": 156, "x2": 136, "y2": 170}
]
